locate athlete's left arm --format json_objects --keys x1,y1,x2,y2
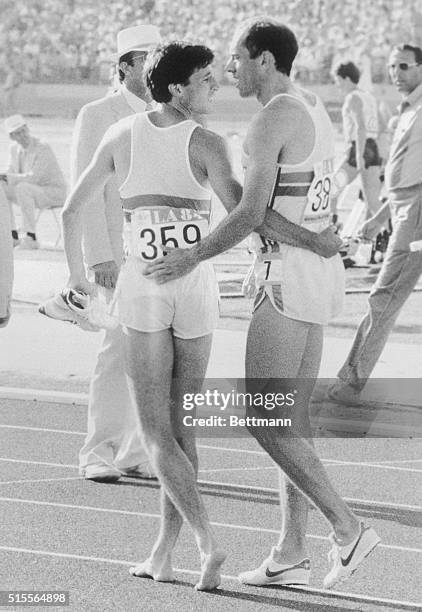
[{"x1": 348, "y1": 93, "x2": 366, "y2": 172}]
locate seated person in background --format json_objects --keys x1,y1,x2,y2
[{"x1": 0, "y1": 115, "x2": 67, "y2": 249}]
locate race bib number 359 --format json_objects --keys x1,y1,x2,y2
[
  {"x1": 303, "y1": 158, "x2": 334, "y2": 231},
  {"x1": 127, "y1": 207, "x2": 210, "y2": 262}
]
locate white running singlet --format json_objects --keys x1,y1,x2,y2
[
  {"x1": 342, "y1": 89, "x2": 379, "y2": 142},
  {"x1": 114, "y1": 113, "x2": 219, "y2": 338},
  {"x1": 248, "y1": 93, "x2": 345, "y2": 325}
]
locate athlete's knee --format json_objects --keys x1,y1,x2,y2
[{"x1": 176, "y1": 435, "x2": 198, "y2": 471}]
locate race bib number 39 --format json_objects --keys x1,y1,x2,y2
[
  {"x1": 127, "y1": 207, "x2": 210, "y2": 262},
  {"x1": 303, "y1": 158, "x2": 334, "y2": 231}
]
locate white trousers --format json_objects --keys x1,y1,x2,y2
[
  {"x1": 0, "y1": 187, "x2": 13, "y2": 317},
  {"x1": 79, "y1": 289, "x2": 148, "y2": 471},
  {"x1": 1, "y1": 181, "x2": 64, "y2": 234}
]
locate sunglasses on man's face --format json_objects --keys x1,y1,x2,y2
[
  {"x1": 388, "y1": 62, "x2": 421, "y2": 71},
  {"x1": 132, "y1": 53, "x2": 148, "y2": 62}
]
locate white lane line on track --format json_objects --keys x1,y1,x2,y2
[
  {"x1": 0, "y1": 424, "x2": 85, "y2": 435},
  {"x1": 0, "y1": 458, "x2": 78, "y2": 469},
  {"x1": 198, "y1": 479, "x2": 422, "y2": 512},
  {"x1": 0, "y1": 496, "x2": 420, "y2": 556},
  {"x1": 198, "y1": 467, "x2": 275, "y2": 474},
  {"x1": 200, "y1": 462, "x2": 422, "y2": 474},
  {"x1": 364, "y1": 458, "x2": 422, "y2": 465},
  {"x1": 0, "y1": 387, "x2": 88, "y2": 405},
  {"x1": 0, "y1": 477, "x2": 81, "y2": 486},
  {"x1": 199, "y1": 444, "x2": 266, "y2": 456},
  {"x1": 200, "y1": 445, "x2": 422, "y2": 472},
  {"x1": 1, "y1": 428, "x2": 422, "y2": 474},
  {"x1": 321, "y1": 460, "x2": 422, "y2": 474},
  {"x1": 0, "y1": 545, "x2": 420, "y2": 610},
  {"x1": 1, "y1": 457, "x2": 421, "y2": 511}
]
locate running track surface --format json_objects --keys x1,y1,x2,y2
[{"x1": 0, "y1": 398, "x2": 421, "y2": 612}]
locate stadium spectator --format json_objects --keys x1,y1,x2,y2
[
  {"x1": 0, "y1": 1, "x2": 421, "y2": 84},
  {"x1": 0, "y1": 114, "x2": 67, "y2": 249},
  {"x1": 1, "y1": 64, "x2": 22, "y2": 115}
]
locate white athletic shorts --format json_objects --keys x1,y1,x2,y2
[{"x1": 113, "y1": 256, "x2": 220, "y2": 339}]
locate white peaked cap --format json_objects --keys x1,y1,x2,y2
[
  {"x1": 4, "y1": 114, "x2": 26, "y2": 133},
  {"x1": 116, "y1": 25, "x2": 161, "y2": 60}
]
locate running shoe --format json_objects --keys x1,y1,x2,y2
[
  {"x1": 0, "y1": 307, "x2": 10, "y2": 328},
  {"x1": 120, "y1": 463, "x2": 157, "y2": 480},
  {"x1": 83, "y1": 464, "x2": 121, "y2": 483},
  {"x1": 238, "y1": 548, "x2": 311, "y2": 586},
  {"x1": 38, "y1": 289, "x2": 100, "y2": 332},
  {"x1": 323, "y1": 522, "x2": 380, "y2": 589}
]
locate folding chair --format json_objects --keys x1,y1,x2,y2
[{"x1": 35, "y1": 205, "x2": 63, "y2": 247}]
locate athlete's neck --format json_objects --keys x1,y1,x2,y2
[
  {"x1": 166, "y1": 100, "x2": 193, "y2": 121},
  {"x1": 257, "y1": 74, "x2": 294, "y2": 106}
]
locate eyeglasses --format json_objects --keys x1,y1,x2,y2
[
  {"x1": 387, "y1": 62, "x2": 421, "y2": 71},
  {"x1": 131, "y1": 53, "x2": 147, "y2": 62}
]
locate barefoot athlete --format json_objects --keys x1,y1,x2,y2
[{"x1": 144, "y1": 21, "x2": 380, "y2": 590}]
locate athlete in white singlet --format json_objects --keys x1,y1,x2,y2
[
  {"x1": 332, "y1": 61, "x2": 382, "y2": 219},
  {"x1": 117, "y1": 112, "x2": 219, "y2": 337},
  {"x1": 248, "y1": 92, "x2": 344, "y2": 325},
  {"x1": 145, "y1": 20, "x2": 380, "y2": 591},
  {"x1": 61, "y1": 41, "x2": 342, "y2": 592}
]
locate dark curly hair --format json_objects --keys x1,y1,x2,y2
[{"x1": 145, "y1": 41, "x2": 214, "y2": 103}]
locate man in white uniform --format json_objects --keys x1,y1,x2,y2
[
  {"x1": 144, "y1": 19, "x2": 380, "y2": 590},
  {"x1": 61, "y1": 40, "x2": 344, "y2": 591},
  {"x1": 70, "y1": 25, "x2": 161, "y2": 482}
]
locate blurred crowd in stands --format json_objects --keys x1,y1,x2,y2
[{"x1": 1, "y1": 0, "x2": 422, "y2": 85}]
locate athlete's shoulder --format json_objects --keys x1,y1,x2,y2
[
  {"x1": 346, "y1": 89, "x2": 364, "y2": 108},
  {"x1": 191, "y1": 125, "x2": 228, "y2": 153},
  {"x1": 114, "y1": 113, "x2": 137, "y2": 129},
  {"x1": 262, "y1": 91, "x2": 315, "y2": 125},
  {"x1": 102, "y1": 114, "x2": 134, "y2": 146},
  {"x1": 255, "y1": 91, "x2": 315, "y2": 132}
]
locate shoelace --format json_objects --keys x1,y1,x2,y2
[
  {"x1": 327, "y1": 546, "x2": 339, "y2": 564},
  {"x1": 327, "y1": 533, "x2": 339, "y2": 563}
]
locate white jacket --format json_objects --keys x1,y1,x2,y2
[{"x1": 70, "y1": 89, "x2": 146, "y2": 268}]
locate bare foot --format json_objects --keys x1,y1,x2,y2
[
  {"x1": 195, "y1": 550, "x2": 226, "y2": 591},
  {"x1": 129, "y1": 557, "x2": 174, "y2": 582}
]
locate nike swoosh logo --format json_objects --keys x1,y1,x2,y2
[
  {"x1": 265, "y1": 560, "x2": 310, "y2": 578},
  {"x1": 341, "y1": 526, "x2": 368, "y2": 566}
]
